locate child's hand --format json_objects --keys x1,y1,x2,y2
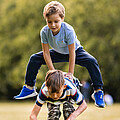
[
  {"x1": 67, "y1": 113, "x2": 76, "y2": 120},
  {"x1": 64, "y1": 72, "x2": 73, "y2": 80}
]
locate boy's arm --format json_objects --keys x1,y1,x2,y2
[
  {"x1": 42, "y1": 43, "x2": 55, "y2": 70},
  {"x1": 66, "y1": 43, "x2": 75, "y2": 79},
  {"x1": 67, "y1": 100, "x2": 87, "y2": 120},
  {"x1": 30, "y1": 104, "x2": 41, "y2": 120}
]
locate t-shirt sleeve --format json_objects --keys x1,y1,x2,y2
[
  {"x1": 40, "y1": 28, "x2": 48, "y2": 44},
  {"x1": 71, "y1": 88, "x2": 84, "y2": 105},
  {"x1": 36, "y1": 89, "x2": 47, "y2": 107}
]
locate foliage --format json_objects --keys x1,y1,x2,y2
[{"x1": 0, "y1": 0, "x2": 120, "y2": 101}]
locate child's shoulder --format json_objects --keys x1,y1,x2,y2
[
  {"x1": 62, "y1": 22, "x2": 74, "y2": 30},
  {"x1": 41, "y1": 25, "x2": 49, "y2": 32},
  {"x1": 40, "y1": 25, "x2": 51, "y2": 37},
  {"x1": 64, "y1": 77, "x2": 76, "y2": 89},
  {"x1": 40, "y1": 82, "x2": 49, "y2": 96},
  {"x1": 62, "y1": 22, "x2": 75, "y2": 34}
]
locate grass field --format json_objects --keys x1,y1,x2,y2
[{"x1": 0, "y1": 101, "x2": 120, "y2": 120}]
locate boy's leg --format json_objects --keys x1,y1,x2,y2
[
  {"x1": 76, "y1": 47, "x2": 103, "y2": 89},
  {"x1": 75, "y1": 47, "x2": 105, "y2": 107},
  {"x1": 25, "y1": 49, "x2": 69, "y2": 86},
  {"x1": 14, "y1": 49, "x2": 69, "y2": 99},
  {"x1": 47, "y1": 103, "x2": 61, "y2": 120},
  {"x1": 14, "y1": 51, "x2": 46, "y2": 99},
  {"x1": 25, "y1": 51, "x2": 46, "y2": 86},
  {"x1": 63, "y1": 101, "x2": 75, "y2": 120}
]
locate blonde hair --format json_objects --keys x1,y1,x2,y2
[
  {"x1": 43, "y1": 1, "x2": 65, "y2": 19},
  {"x1": 45, "y1": 70, "x2": 64, "y2": 93}
]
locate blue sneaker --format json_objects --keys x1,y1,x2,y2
[
  {"x1": 91, "y1": 90, "x2": 105, "y2": 108},
  {"x1": 14, "y1": 86, "x2": 38, "y2": 99}
]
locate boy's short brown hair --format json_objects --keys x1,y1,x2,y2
[
  {"x1": 45, "y1": 70, "x2": 65, "y2": 93},
  {"x1": 43, "y1": 1, "x2": 65, "y2": 19}
]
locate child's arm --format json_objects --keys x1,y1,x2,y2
[
  {"x1": 42, "y1": 43, "x2": 55, "y2": 70},
  {"x1": 67, "y1": 100, "x2": 87, "y2": 120},
  {"x1": 65, "y1": 43, "x2": 75, "y2": 79},
  {"x1": 30, "y1": 104, "x2": 41, "y2": 120}
]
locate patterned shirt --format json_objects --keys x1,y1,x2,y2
[
  {"x1": 36, "y1": 77, "x2": 84, "y2": 107},
  {"x1": 40, "y1": 22, "x2": 82, "y2": 54}
]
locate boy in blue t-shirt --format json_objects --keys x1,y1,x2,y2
[
  {"x1": 14, "y1": 1, "x2": 105, "y2": 108},
  {"x1": 30, "y1": 70, "x2": 87, "y2": 120}
]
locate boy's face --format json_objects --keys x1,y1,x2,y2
[
  {"x1": 46, "y1": 13, "x2": 64, "y2": 36},
  {"x1": 48, "y1": 85, "x2": 66, "y2": 100}
]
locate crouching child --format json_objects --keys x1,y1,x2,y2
[{"x1": 30, "y1": 70, "x2": 87, "y2": 120}]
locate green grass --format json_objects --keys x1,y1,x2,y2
[{"x1": 0, "y1": 101, "x2": 120, "y2": 120}]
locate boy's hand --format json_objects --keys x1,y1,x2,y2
[
  {"x1": 64, "y1": 72, "x2": 73, "y2": 80},
  {"x1": 67, "y1": 100, "x2": 87, "y2": 120}
]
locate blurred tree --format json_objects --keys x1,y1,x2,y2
[
  {"x1": 64, "y1": 0, "x2": 120, "y2": 101},
  {"x1": 0, "y1": 0, "x2": 120, "y2": 101}
]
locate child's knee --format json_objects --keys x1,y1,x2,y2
[
  {"x1": 88, "y1": 56, "x2": 98, "y2": 64},
  {"x1": 47, "y1": 103, "x2": 61, "y2": 120},
  {"x1": 63, "y1": 102, "x2": 75, "y2": 120},
  {"x1": 29, "y1": 54, "x2": 37, "y2": 61}
]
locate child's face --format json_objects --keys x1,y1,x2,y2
[
  {"x1": 46, "y1": 13, "x2": 64, "y2": 36},
  {"x1": 48, "y1": 85, "x2": 66, "y2": 100}
]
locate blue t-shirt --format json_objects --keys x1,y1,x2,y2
[
  {"x1": 36, "y1": 77, "x2": 84, "y2": 107},
  {"x1": 40, "y1": 22, "x2": 82, "y2": 54}
]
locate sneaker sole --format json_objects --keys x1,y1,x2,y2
[
  {"x1": 91, "y1": 93, "x2": 95, "y2": 101},
  {"x1": 14, "y1": 92, "x2": 38, "y2": 99},
  {"x1": 91, "y1": 93, "x2": 105, "y2": 108}
]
